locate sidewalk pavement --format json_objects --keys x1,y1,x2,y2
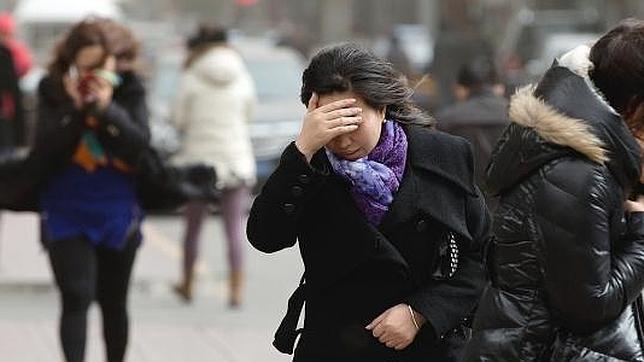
[{"x1": 0, "y1": 211, "x2": 303, "y2": 362}]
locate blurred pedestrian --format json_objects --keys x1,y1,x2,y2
[
  {"x1": 430, "y1": 31, "x2": 493, "y2": 110},
  {"x1": 0, "y1": 17, "x2": 215, "y2": 361},
  {"x1": 35, "y1": 18, "x2": 150, "y2": 362},
  {"x1": 0, "y1": 12, "x2": 32, "y2": 78},
  {"x1": 171, "y1": 24, "x2": 256, "y2": 307},
  {"x1": 0, "y1": 39, "x2": 23, "y2": 268},
  {"x1": 464, "y1": 18, "x2": 644, "y2": 361},
  {"x1": 437, "y1": 56, "x2": 509, "y2": 209},
  {"x1": 247, "y1": 43, "x2": 489, "y2": 362},
  {"x1": 0, "y1": 40, "x2": 22, "y2": 154},
  {"x1": 501, "y1": 53, "x2": 529, "y2": 98}
]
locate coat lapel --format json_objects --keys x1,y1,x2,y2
[
  {"x1": 380, "y1": 126, "x2": 477, "y2": 241},
  {"x1": 379, "y1": 160, "x2": 419, "y2": 234}
]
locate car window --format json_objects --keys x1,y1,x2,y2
[{"x1": 245, "y1": 58, "x2": 302, "y2": 99}]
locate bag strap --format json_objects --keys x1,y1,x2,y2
[{"x1": 273, "y1": 274, "x2": 306, "y2": 355}]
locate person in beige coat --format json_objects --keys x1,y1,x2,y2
[{"x1": 171, "y1": 25, "x2": 256, "y2": 307}]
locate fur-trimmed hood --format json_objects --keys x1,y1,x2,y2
[{"x1": 487, "y1": 45, "x2": 641, "y2": 196}]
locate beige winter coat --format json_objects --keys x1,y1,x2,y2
[{"x1": 171, "y1": 46, "x2": 257, "y2": 189}]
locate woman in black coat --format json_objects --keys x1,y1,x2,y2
[
  {"x1": 34, "y1": 19, "x2": 150, "y2": 362},
  {"x1": 0, "y1": 18, "x2": 212, "y2": 362},
  {"x1": 463, "y1": 19, "x2": 644, "y2": 361},
  {"x1": 247, "y1": 43, "x2": 490, "y2": 361}
]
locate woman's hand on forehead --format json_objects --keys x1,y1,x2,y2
[{"x1": 295, "y1": 93, "x2": 363, "y2": 162}]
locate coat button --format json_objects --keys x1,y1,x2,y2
[
  {"x1": 107, "y1": 124, "x2": 120, "y2": 137},
  {"x1": 291, "y1": 185, "x2": 304, "y2": 197},
  {"x1": 416, "y1": 219, "x2": 427, "y2": 232},
  {"x1": 298, "y1": 174, "x2": 310, "y2": 184},
  {"x1": 61, "y1": 115, "x2": 71, "y2": 126},
  {"x1": 282, "y1": 203, "x2": 296, "y2": 214}
]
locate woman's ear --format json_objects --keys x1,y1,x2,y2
[{"x1": 379, "y1": 106, "x2": 387, "y2": 122}]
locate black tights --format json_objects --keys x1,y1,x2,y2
[{"x1": 48, "y1": 235, "x2": 138, "y2": 362}]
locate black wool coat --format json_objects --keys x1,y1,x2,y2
[{"x1": 247, "y1": 124, "x2": 490, "y2": 362}]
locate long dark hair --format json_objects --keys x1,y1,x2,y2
[
  {"x1": 300, "y1": 43, "x2": 434, "y2": 127},
  {"x1": 590, "y1": 18, "x2": 644, "y2": 133}
]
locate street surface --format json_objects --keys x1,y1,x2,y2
[{"x1": 0, "y1": 211, "x2": 302, "y2": 362}]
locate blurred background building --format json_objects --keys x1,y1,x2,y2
[{"x1": 0, "y1": 0, "x2": 640, "y2": 185}]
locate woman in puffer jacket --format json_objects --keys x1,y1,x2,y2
[{"x1": 464, "y1": 18, "x2": 644, "y2": 361}]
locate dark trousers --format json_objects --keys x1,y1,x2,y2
[{"x1": 48, "y1": 235, "x2": 138, "y2": 362}]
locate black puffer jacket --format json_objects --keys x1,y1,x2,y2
[{"x1": 463, "y1": 61, "x2": 644, "y2": 361}]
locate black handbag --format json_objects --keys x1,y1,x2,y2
[{"x1": 136, "y1": 147, "x2": 218, "y2": 211}]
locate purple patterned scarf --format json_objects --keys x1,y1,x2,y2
[{"x1": 325, "y1": 120, "x2": 408, "y2": 226}]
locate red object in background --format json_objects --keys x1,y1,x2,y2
[
  {"x1": 4, "y1": 39, "x2": 32, "y2": 77},
  {"x1": 236, "y1": 0, "x2": 259, "y2": 6},
  {"x1": 0, "y1": 12, "x2": 32, "y2": 77},
  {"x1": 0, "y1": 12, "x2": 15, "y2": 35}
]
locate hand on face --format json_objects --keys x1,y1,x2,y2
[
  {"x1": 69, "y1": 47, "x2": 117, "y2": 112},
  {"x1": 86, "y1": 74, "x2": 114, "y2": 111},
  {"x1": 87, "y1": 56, "x2": 116, "y2": 111},
  {"x1": 63, "y1": 74, "x2": 83, "y2": 110},
  {"x1": 365, "y1": 303, "x2": 424, "y2": 351},
  {"x1": 295, "y1": 92, "x2": 363, "y2": 162}
]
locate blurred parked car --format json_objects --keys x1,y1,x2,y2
[{"x1": 147, "y1": 37, "x2": 305, "y2": 192}]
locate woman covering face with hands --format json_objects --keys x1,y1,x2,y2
[
  {"x1": 34, "y1": 18, "x2": 149, "y2": 362},
  {"x1": 247, "y1": 43, "x2": 489, "y2": 362},
  {"x1": 0, "y1": 17, "x2": 217, "y2": 362}
]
